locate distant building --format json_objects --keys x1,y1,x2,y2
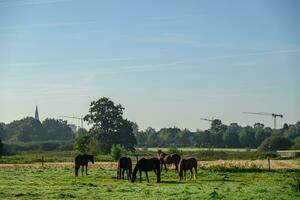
[
  {"x1": 277, "y1": 150, "x2": 300, "y2": 158},
  {"x1": 35, "y1": 105, "x2": 39, "y2": 121}
]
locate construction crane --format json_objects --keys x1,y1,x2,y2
[
  {"x1": 243, "y1": 112, "x2": 283, "y2": 129},
  {"x1": 200, "y1": 118, "x2": 214, "y2": 122},
  {"x1": 59, "y1": 115, "x2": 84, "y2": 128}
]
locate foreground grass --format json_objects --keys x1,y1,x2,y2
[{"x1": 0, "y1": 166, "x2": 299, "y2": 199}]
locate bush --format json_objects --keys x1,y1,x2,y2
[
  {"x1": 74, "y1": 135, "x2": 92, "y2": 154},
  {"x1": 0, "y1": 139, "x2": 3, "y2": 157},
  {"x1": 59, "y1": 141, "x2": 74, "y2": 151},
  {"x1": 291, "y1": 138, "x2": 300, "y2": 150},
  {"x1": 258, "y1": 136, "x2": 293, "y2": 151},
  {"x1": 3, "y1": 140, "x2": 74, "y2": 153},
  {"x1": 9, "y1": 142, "x2": 41, "y2": 152},
  {"x1": 111, "y1": 144, "x2": 126, "y2": 161},
  {"x1": 40, "y1": 142, "x2": 60, "y2": 151}
]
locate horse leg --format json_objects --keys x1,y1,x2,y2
[
  {"x1": 164, "y1": 163, "x2": 168, "y2": 172},
  {"x1": 126, "y1": 170, "x2": 129, "y2": 180},
  {"x1": 194, "y1": 167, "x2": 197, "y2": 180},
  {"x1": 122, "y1": 169, "x2": 125, "y2": 179},
  {"x1": 86, "y1": 164, "x2": 88, "y2": 175},
  {"x1": 129, "y1": 169, "x2": 132, "y2": 180},
  {"x1": 75, "y1": 166, "x2": 78, "y2": 176},
  {"x1": 190, "y1": 169, "x2": 193, "y2": 179},
  {"x1": 145, "y1": 171, "x2": 149, "y2": 183},
  {"x1": 139, "y1": 170, "x2": 142, "y2": 183}
]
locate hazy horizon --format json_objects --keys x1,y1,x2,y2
[{"x1": 1, "y1": 0, "x2": 299, "y2": 131}]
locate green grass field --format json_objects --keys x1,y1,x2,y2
[{"x1": 0, "y1": 164, "x2": 299, "y2": 200}]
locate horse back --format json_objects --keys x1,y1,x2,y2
[
  {"x1": 171, "y1": 154, "x2": 181, "y2": 163},
  {"x1": 189, "y1": 158, "x2": 197, "y2": 168},
  {"x1": 136, "y1": 158, "x2": 160, "y2": 171},
  {"x1": 119, "y1": 157, "x2": 132, "y2": 170}
]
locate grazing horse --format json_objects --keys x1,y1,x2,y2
[
  {"x1": 157, "y1": 150, "x2": 181, "y2": 172},
  {"x1": 131, "y1": 158, "x2": 161, "y2": 183},
  {"x1": 117, "y1": 157, "x2": 132, "y2": 180},
  {"x1": 179, "y1": 158, "x2": 197, "y2": 180},
  {"x1": 75, "y1": 154, "x2": 94, "y2": 176}
]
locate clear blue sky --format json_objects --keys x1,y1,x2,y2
[{"x1": 0, "y1": 0, "x2": 299, "y2": 130}]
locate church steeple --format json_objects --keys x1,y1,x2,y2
[{"x1": 35, "y1": 105, "x2": 39, "y2": 121}]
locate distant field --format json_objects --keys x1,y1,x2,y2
[
  {"x1": 0, "y1": 161, "x2": 299, "y2": 199},
  {"x1": 140, "y1": 147, "x2": 257, "y2": 152},
  {"x1": 1, "y1": 148, "x2": 262, "y2": 164}
]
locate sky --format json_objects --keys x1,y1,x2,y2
[{"x1": 0, "y1": 0, "x2": 299, "y2": 131}]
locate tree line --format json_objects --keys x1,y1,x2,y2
[
  {"x1": 134, "y1": 120, "x2": 300, "y2": 151},
  {"x1": 0, "y1": 97, "x2": 299, "y2": 156},
  {"x1": 0, "y1": 118, "x2": 73, "y2": 142}
]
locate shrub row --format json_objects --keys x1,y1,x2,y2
[{"x1": 3, "y1": 140, "x2": 73, "y2": 154}]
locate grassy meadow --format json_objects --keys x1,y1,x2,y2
[{"x1": 0, "y1": 160, "x2": 299, "y2": 200}]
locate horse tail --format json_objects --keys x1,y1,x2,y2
[{"x1": 128, "y1": 158, "x2": 132, "y2": 180}]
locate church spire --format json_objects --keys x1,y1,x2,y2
[{"x1": 35, "y1": 105, "x2": 39, "y2": 121}]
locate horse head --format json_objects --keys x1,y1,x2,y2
[
  {"x1": 157, "y1": 150, "x2": 162, "y2": 158},
  {"x1": 88, "y1": 155, "x2": 94, "y2": 164}
]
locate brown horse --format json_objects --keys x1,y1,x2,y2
[
  {"x1": 75, "y1": 154, "x2": 94, "y2": 176},
  {"x1": 117, "y1": 157, "x2": 132, "y2": 180},
  {"x1": 131, "y1": 158, "x2": 161, "y2": 183},
  {"x1": 157, "y1": 150, "x2": 181, "y2": 172},
  {"x1": 179, "y1": 158, "x2": 197, "y2": 180}
]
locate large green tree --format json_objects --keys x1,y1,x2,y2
[
  {"x1": 259, "y1": 136, "x2": 293, "y2": 151},
  {"x1": 145, "y1": 127, "x2": 159, "y2": 147},
  {"x1": 42, "y1": 118, "x2": 73, "y2": 140},
  {"x1": 254, "y1": 124, "x2": 271, "y2": 147},
  {"x1": 0, "y1": 123, "x2": 6, "y2": 140},
  {"x1": 223, "y1": 123, "x2": 240, "y2": 147},
  {"x1": 84, "y1": 97, "x2": 137, "y2": 153},
  {"x1": 239, "y1": 126, "x2": 256, "y2": 148},
  {"x1": 5, "y1": 117, "x2": 44, "y2": 142},
  {"x1": 284, "y1": 122, "x2": 300, "y2": 140}
]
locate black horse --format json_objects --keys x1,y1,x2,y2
[
  {"x1": 179, "y1": 158, "x2": 197, "y2": 180},
  {"x1": 75, "y1": 154, "x2": 94, "y2": 176},
  {"x1": 131, "y1": 158, "x2": 161, "y2": 183},
  {"x1": 117, "y1": 157, "x2": 132, "y2": 180}
]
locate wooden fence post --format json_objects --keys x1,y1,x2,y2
[
  {"x1": 267, "y1": 157, "x2": 271, "y2": 171},
  {"x1": 42, "y1": 156, "x2": 44, "y2": 168}
]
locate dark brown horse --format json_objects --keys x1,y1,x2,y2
[
  {"x1": 131, "y1": 158, "x2": 161, "y2": 183},
  {"x1": 75, "y1": 154, "x2": 94, "y2": 176},
  {"x1": 157, "y1": 150, "x2": 181, "y2": 172},
  {"x1": 117, "y1": 157, "x2": 132, "y2": 180},
  {"x1": 179, "y1": 158, "x2": 197, "y2": 180}
]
